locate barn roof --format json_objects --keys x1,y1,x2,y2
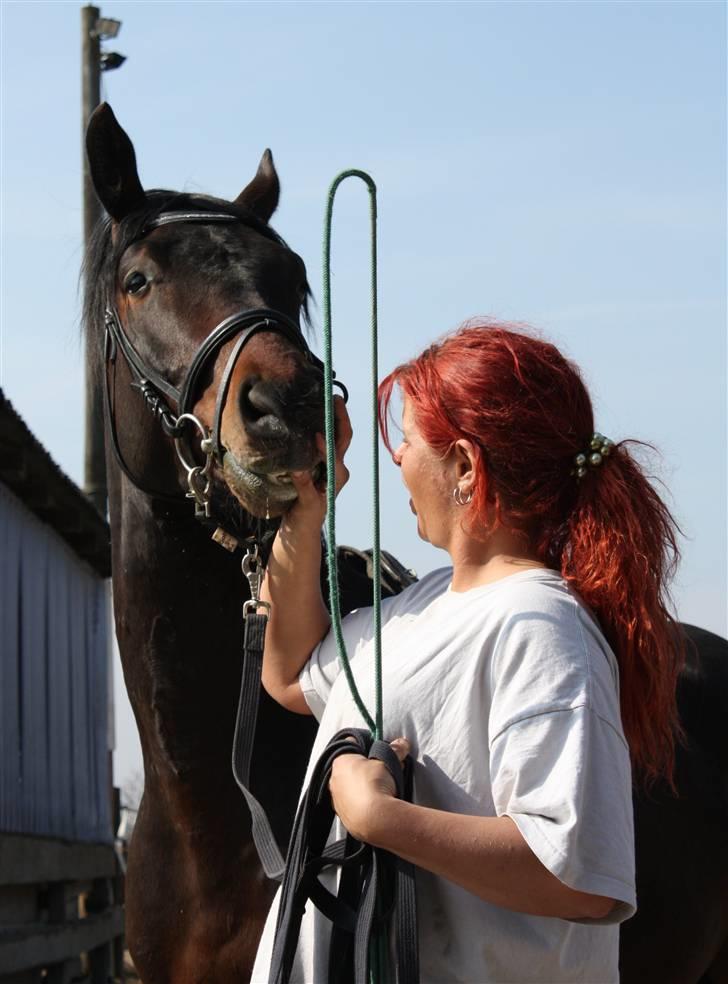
[{"x1": 0, "y1": 389, "x2": 110, "y2": 578}]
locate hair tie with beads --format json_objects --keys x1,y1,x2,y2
[{"x1": 572, "y1": 432, "x2": 614, "y2": 480}]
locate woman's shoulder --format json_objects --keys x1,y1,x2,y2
[
  {"x1": 389, "y1": 566, "x2": 590, "y2": 632},
  {"x1": 484, "y1": 568, "x2": 589, "y2": 620},
  {"x1": 488, "y1": 569, "x2": 608, "y2": 649},
  {"x1": 340, "y1": 567, "x2": 453, "y2": 635},
  {"x1": 488, "y1": 570, "x2": 621, "y2": 708}
]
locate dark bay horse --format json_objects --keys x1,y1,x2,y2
[
  {"x1": 622, "y1": 622, "x2": 728, "y2": 984},
  {"x1": 84, "y1": 105, "x2": 727, "y2": 983},
  {"x1": 83, "y1": 103, "x2": 360, "y2": 981}
]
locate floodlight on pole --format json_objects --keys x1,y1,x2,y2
[
  {"x1": 100, "y1": 51, "x2": 126, "y2": 71},
  {"x1": 92, "y1": 16, "x2": 121, "y2": 39}
]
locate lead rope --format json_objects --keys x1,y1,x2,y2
[
  {"x1": 322, "y1": 171, "x2": 385, "y2": 984},
  {"x1": 322, "y1": 170, "x2": 382, "y2": 740}
]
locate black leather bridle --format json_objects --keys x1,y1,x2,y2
[{"x1": 103, "y1": 210, "x2": 345, "y2": 518}]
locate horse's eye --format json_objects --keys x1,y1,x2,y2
[{"x1": 124, "y1": 271, "x2": 149, "y2": 295}]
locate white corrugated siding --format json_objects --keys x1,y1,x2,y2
[{"x1": 0, "y1": 483, "x2": 112, "y2": 843}]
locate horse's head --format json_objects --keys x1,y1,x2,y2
[{"x1": 84, "y1": 104, "x2": 327, "y2": 524}]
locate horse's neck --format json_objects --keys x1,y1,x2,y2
[{"x1": 111, "y1": 477, "x2": 249, "y2": 786}]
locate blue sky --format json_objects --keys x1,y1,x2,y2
[{"x1": 2, "y1": 0, "x2": 725, "y2": 789}]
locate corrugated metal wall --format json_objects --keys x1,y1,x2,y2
[{"x1": 0, "y1": 483, "x2": 112, "y2": 843}]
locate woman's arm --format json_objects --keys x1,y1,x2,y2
[
  {"x1": 260, "y1": 398, "x2": 352, "y2": 715},
  {"x1": 329, "y1": 741, "x2": 616, "y2": 921},
  {"x1": 260, "y1": 508, "x2": 329, "y2": 715}
]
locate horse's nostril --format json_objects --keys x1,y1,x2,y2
[
  {"x1": 239, "y1": 378, "x2": 289, "y2": 438},
  {"x1": 240, "y1": 378, "x2": 276, "y2": 420}
]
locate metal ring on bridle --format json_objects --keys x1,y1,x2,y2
[{"x1": 174, "y1": 412, "x2": 214, "y2": 476}]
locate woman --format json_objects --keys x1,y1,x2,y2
[{"x1": 252, "y1": 322, "x2": 683, "y2": 983}]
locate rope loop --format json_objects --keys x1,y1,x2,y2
[{"x1": 322, "y1": 171, "x2": 382, "y2": 741}]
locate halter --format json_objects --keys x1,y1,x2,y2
[{"x1": 103, "y1": 210, "x2": 346, "y2": 520}]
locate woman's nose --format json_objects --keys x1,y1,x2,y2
[{"x1": 392, "y1": 444, "x2": 404, "y2": 467}]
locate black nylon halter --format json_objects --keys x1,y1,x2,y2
[{"x1": 103, "y1": 210, "x2": 344, "y2": 504}]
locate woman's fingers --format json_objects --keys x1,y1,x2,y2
[
  {"x1": 332, "y1": 398, "x2": 352, "y2": 493},
  {"x1": 313, "y1": 396, "x2": 352, "y2": 496},
  {"x1": 285, "y1": 399, "x2": 352, "y2": 524},
  {"x1": 288, "y1": 468, "x2": 327, "y2": 529},
  {"x1": 313, "y1": 436, "x2": 350, "y2": 496},
  {"x1": 328, "y1": 738, "x2": 412, "y2": 840},
  {"x1": 333, "y1": 396, "x2": 353, "y2": 456},
  {"x1": 389, "y1": 737, "x2": 410, "y2": 765},
  {"x1": 334, "y1": 460, "x2": 350, "y2": 495},
  {"x1": 290, "y1": 468, "x2": 319, "y2": 501},
  {"x1": 315, "y1": 397, "x2": 352, "y2": 456}
]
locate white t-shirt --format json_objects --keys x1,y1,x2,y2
[{"x1": 252, "y1": 567, "x2": 636, "y2": 984}]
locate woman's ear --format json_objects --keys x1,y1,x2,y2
[{"x1": 453, "y1": 439, "x2": 478, "y2": 486}]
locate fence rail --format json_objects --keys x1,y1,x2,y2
[{"x1": 0, "y1": 834, "x2": 124, "y2": 983}]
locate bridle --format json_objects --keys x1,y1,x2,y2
[{"x1": 103, "y1": 209, "x2": 346, "y2": 522}]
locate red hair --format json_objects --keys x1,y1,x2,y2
[{"x1": 379, "y1": 321, "x2": 684, "y2": 786}]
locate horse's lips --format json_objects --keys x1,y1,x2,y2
[
  {"x1": 222, "y1": 452, "x2": 299, "y2": 507},
  {"x1": 223, "y1": 451, "x2": 298, "y2": 502}
]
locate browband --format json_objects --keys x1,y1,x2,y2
[{"x1": 145, "y1": 211, "x2": 239, "y2": 230}]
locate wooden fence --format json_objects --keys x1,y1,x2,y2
[{"x1": 0, "y1": 833, "x2": 124, "y2": 982}]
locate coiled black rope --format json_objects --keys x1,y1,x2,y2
[{"x1": 268, "y1": 728, "x2": 419, "y2": 984}]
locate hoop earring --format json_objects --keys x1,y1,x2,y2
[{"x1": 452, "y1": 486, "x2": 473, "y2": 506}]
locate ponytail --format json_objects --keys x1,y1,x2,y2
[
  {"x1": 379, "y1": 321, "x2": 685, "y2": 785},
  {"x1": 558, "y1": 443, "x2": 684, "y2": 786}
]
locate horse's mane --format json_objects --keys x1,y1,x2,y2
[{"x1": 81, "y1": 189, "x2": 312, "y2": 362}]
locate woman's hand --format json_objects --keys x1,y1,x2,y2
[
  {"x1": 260, "y1": 397, "x2": 350, "y2": 714},
  {"x1": 329, "y1": 738, "x2": 410, "y2": 842},
  {"x1": 286, "y1": 396, "x2": 352, "y2": 534}
]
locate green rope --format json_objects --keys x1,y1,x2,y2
[
  {"x1": 322, "y1": 170, "x2": 382, "y2": 741},
  {"x1": 323, "y1": 171, "x2": 387, "y2": 984}
]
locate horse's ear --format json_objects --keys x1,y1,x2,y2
[
  {"x1": 234, "y1": 150, "x2": 280, "y2": 223},
  {"x1": 85, "y1": 103, "x2": 146, "y2": 222}
]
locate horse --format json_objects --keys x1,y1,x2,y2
[
  {"x1": 621, "y1": 622, "x2": 728, "y2": 984},
  {"x1": 83, "y1": 102, "x2": 406, "y2": 981},
  {"x1": 84, "y1": 105, "x2": 728, "y2": 983}
]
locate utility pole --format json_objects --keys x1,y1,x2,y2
[
  {"x1": 81, "y1": 5, "x2": 104, "y2": 515},
  {"x1": 81, "y1": 23, "x2": 125, "y2": 976},
  {"x1": 81, "y1": 5, "x2": 124, "y2": 516}
]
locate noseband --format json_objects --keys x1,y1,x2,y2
[{"x1": 103, "y1": 210, "x2": 346, "y2": 520}]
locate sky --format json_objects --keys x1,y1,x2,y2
[{"x1": 1, "y1": 0, "x2": 726, "y2": 793}]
